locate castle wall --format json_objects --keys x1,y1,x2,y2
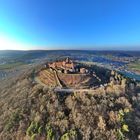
[{"x1": 57, "y1": 73, "x2": 98, "y2": 88}]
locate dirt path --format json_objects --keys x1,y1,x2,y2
[
  {"x1": 53, "y1": 70, "x2": 63, "y2": 88},
  {"x1": 54, "y1": 88, "x2": 98, "y2": 93}
]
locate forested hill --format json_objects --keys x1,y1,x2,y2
[{"x1": 0, "y1": 65, "x2": 140, "y2": 140}]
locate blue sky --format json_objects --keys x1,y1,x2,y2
[{"x1": 0, "y1": 0, "x2": 140, "y2": 50}]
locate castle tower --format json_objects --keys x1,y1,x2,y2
[
  {"x1": 66, "y1": 57, "x2": 70, "y2": 63},
  {"x1": 62, "y1": 61, "x2": 66, "y2": 67}
]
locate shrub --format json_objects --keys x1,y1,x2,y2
[
  {"x1": 31, "y1": 134, "x2": 37, "y2": 140},
  {"x1": 60, "y1": 129, "x2": 77, "y2": 140},
  {"x1": 26, "y1": 121, "x2": 41, "y2": 137},
  {"x1": 46, "y1": 124, "x2": 55, "y2": 140},
  {"x1": 4, "y1": 110, "x2": 23, "y2": 132},
  {"x1": 116, "y1": 109, "x2": 130, "y2": 140}
]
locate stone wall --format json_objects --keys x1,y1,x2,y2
[{"x1": 57, "y1": 73, "x2": 99, "y2": 88}]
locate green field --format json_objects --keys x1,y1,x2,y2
[
  {"x1": 128, "y1": 61, "x2": 140, "y2": 71},
  {"x1": 0, "y1": 62, "x2": 25, "y2": 70}
]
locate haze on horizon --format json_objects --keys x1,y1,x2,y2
[{"x1": 0, "y1": 0, "x2": 140, "y2": 50}]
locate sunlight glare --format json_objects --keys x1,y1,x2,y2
[{"x1": 0, "y1": 36, "x2": 33, "y2": 50}]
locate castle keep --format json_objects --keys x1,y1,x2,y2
[{"x1": 48, "y1": 57, "x2": 88, "y2": 74}]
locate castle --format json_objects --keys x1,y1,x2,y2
[{"x1": 48, "y1": 57, "x2": 88, "y2": 74}]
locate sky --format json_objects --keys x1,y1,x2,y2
[{"x1": 0, "y1": 0, "x2": 140, "y2": 50}]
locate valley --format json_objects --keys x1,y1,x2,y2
[{"x1": 0, "y1": 50, "x2": 140, "y2": 81}]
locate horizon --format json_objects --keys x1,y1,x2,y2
[
  {"x1": 0, "y1": 0, "x2": 140, "y2": 50},
  {"x1": 1, "y1": 48, "x2": 140, "y2": 51}
]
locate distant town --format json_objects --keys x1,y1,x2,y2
[{"x1": 0, "y1": 50, "x2": 140, "y2": 81}]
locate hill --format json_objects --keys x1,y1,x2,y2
[{"x1": 0, "y1": 63, "x2": 140, "y2": 140}]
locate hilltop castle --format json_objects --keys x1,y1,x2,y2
[{"x1": 48, "y1": 57, "x2": 88, "y2": 74}]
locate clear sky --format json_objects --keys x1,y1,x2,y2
[{"x1": 0, "y1": 0, "x2": 140, "y2": 50}]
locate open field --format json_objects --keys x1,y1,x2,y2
[
  {"x1": 128, "y1": 60, "x2": 140, "y2": 73},
  {"x1": 0, "y1": 62, "x2": 25, "y2": 70}
]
